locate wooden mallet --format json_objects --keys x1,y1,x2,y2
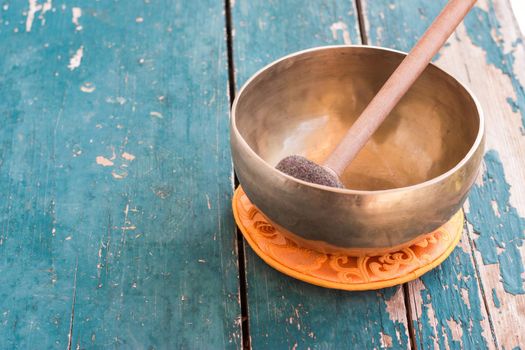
[{"x1": 276, "y1": 0, "x2": 477, "y2": 188}]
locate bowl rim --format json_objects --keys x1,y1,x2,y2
[{"x1": 231, "y1": 45, "x2": 485, "y2": 195}]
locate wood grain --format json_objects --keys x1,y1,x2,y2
[
  {"x1": 1, "y1": 0, "x2": 523, "y2": 348},
  {"x1": 0, "y1": 1, "x2": 241, "y2": 348},
  {"x1": 362, "y1": 0, "x2": 525, "y2": 348},
  {"x1": 459, "y1": 0, "x2": 525, "y2": 347},
  {"x1": 230, "y1": 1, "x2": 411, "y2": 348}
]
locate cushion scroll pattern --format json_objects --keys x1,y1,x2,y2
[{"x1": 234, "y1": 187, "x2": 463, "y2": 288}]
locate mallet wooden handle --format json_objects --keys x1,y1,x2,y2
[{"x1": 323, "y1": 0, "x2": 477, "y2": 176}]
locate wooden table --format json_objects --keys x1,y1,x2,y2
[{"x1": 1, "y1": 0, "x2": 523, "y2": 348}]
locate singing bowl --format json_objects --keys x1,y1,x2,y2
[{"x1": 230, "y1": 46, "x2": 484, "y2": 249}]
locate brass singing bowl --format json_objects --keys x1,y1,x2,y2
[{"x1": 231, "y1": 46, "x2": 484, "y2": 249}]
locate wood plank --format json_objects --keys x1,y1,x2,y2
[
  {"x1": 0, "y1": 1, "x2": 241, "y2": 348},
  {"x1": 459, "y1": 0, "x2": 525, "y2": 347},
  {"x1": 230, "y1": 1, "x2": 411, "y2": 348},
  {"x1": 362, "y1": 0, "x2": 525, "y2": 348},
  {"x1": 405, "y1": 235, "x2": 495, "y2": 349}
]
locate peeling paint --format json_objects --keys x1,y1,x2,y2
[
  {"x1": 364, "y1": 1, "x2": 523, "y2": 348},
  {"x1": 417, "y1": 286, "x2": 440, "y2": 349},
  {"x1": 96, "y1": 156, "x2": 114, "y2": 167},
  {"x1": 466, "y1": 150, "x2": 525, "y2": 295},
  {"x1": 68, "y1": 46, "x2": 84, "y2": 71},
  {"x1": 491, "y1": 201, "x2": 501, "y2": 218},
  {"x1": 378, "y1": 287, "x2": 409, "y2": 347},
  {"x1": 149, "y1": 111, "x2": 163, "y2": 119},
  {"x1": 384, "y1": 287, "x2": 406, "y2": 324},
  {"x1": 464, "y1": 3, "x2": 525, "y2": 130},
  {"x1": 80, "y1": 82, "x2": 96, "y2": 93},
  {"x1": 446, "y1": 318, "x2": 464, "y2": 342},
  {"x1": 330, "y1": 21, "x2": 352, "y2": 45},
  {"x1": 121, "y1": 152, "x2": 135, "y2": 161},
  {"x1": 205, "y1": 194, "x2": 211, "y2": 210},
  {"x1": 26, "y1": 0, "x2": 52, "y2": 32},
  {"x1": 433, "y1": 4, "x2": 525, "y2": 214},
  {"x1": 380, "y1": 331, "x2": 393, "y2": 348},
  {"x1": 364, "y1": 3, "x2": 492, "y2": 347},
  {"x1": 414, "y1": 235, "x2": 489, "y2": 348},
  {"x1": 460, "y1": 288, "x2": 471, "y2": 310},
  {"x1": 111, "y1": 171, "x2": 127, "y2": 179},
  {"x1": 0, "y1": 0, "x2": 243, "y2": 347},
  {"x1": 72, "y1": 7, "x2": 82, "y2": 31}
]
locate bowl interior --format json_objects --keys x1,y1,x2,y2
[{"x1": 235, "y1": 47, "x2": 480, "y2": 191}]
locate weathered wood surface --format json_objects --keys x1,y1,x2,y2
[
  {"x1": 362, "y1": 0, "x2": 525, "y2": 348},
  {"x1": 230, "y1": 1, "x2": 411, "y2": 348},
  {"x1": 1, "y1": 0, "x2": 524, "y2": 348},
  {"x1": 0, "y1": 0, "x2": 241, "y2": 348}
]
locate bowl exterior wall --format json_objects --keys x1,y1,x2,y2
[{"x1": 231, "y1": 46, "x2": 484, "y2": 249}]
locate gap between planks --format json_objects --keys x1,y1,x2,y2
[
  {"x1": 67, "y1": 259, "x2": 79, "y2": 350},
  {"x1": 224, "y1": 0, "x2": 251, "y2": 348},
  {"x1": 227, "y1": 0, "x2": 416, "y2": 348},
  {"x1": 355, "y1": 0, "x2": 369, "y2": 45}
]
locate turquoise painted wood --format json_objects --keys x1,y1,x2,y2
[
  {"x1": 0, "y1": 0, "x2": 241, "y2": 348},
  {"x1": 363, "y1": 0, "x2": 525, "y2": 348},
  {"x1": 362, "y1": 1, "x2": 494, "y2": 348},
  {"x1": 2, "y1": 0, "x2": 523, "y2": 348},
  {"x1": 231, "y1": 1, "x2": 410, "y2": 348},
  {"x1": 462, "y1": 4, "x2": 525, "y2": 296}
]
